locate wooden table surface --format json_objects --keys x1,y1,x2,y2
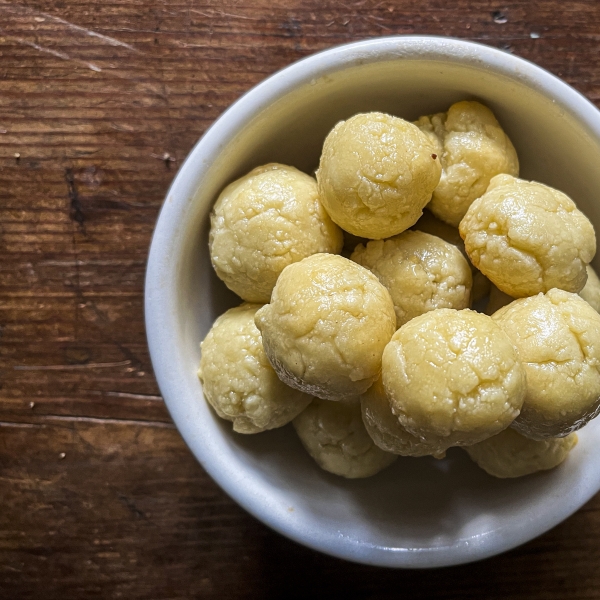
[{"x1": 2, "y1": 0, "x2": 600, "y2": 597}]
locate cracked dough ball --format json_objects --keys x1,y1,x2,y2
[
  {"x1": 416, "y1": 100, "x2": 519, "y2": 227},
  {"x1": 579, "y1": 265, "x2": 600, "y2": 313},
  {"x1": 492, "y1": 289, "x2": 600, "y2": 439},
  {"x1": 465, "y1": 427, "x2": 577, "y2": 478},
  {"x1": 351, "y1": 230, "x2": 472, "y2": 327},
  {"x1": 460, "y1": 174, "x2": 596, "y2": 298},
  {"x1": 382, "y1": 308, "x2": 526, "y2": 446},
  {"x1": 413, "y1": 210, "x2": 490, "y2": 304},
  {"x1": 254, "y1": 253, "x2": 396, "y2": 401},
  {"x1": 198, "y1": 303, "x2": 313, "y2": 433},
  {"x1": 293, "y1": 397, "x2": 397, "y2": 478},
  {"x1": 361, "y1": 377, "x2": 449, "y2": 458},
  {"x1": 209, "y1": 163, "x2": 343, "y2": 303},
  {"x1": 316, "y1": 112, "x2": 441, "y2": 239}
]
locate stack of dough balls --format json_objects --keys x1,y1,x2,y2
[{"x1": 199, "y1": 100, "x2": 599, "y2": 481}]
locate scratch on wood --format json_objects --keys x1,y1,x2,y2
[
  {"x1": 0, "y1": 3, "x2": 142, "y2": 53},
  {"x1": 13, "y1": 360, "x2": 131, "y2": 371},
  {"x1": 65, "y1": 168, "x2": 86, "y2": 228},
  {"x1": 90, "y1": 391, "x2": 164, "y2": 402},
  {"x1": 39, "y1": 415, "x2": 175, "y2": 428},
  {"x1": 0, "y1": 30, "x2": 102, "y2": 72}
]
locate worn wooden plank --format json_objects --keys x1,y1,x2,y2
[{"x1": 2, "y1": 0, "x2": 600, "y2": 597}]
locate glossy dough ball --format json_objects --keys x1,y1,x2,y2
[
  {"x1": 579, "y1": 265, "x2": 600, "y2": 313},
  {"x1": 254, "y1": 253, "x2": 396, "y2": 401},
  {"x1": 209, "y1": 163, "x2": 343, "y2": 303},
  {"x1": 412, "y1": 210, "x2": 491, "y2": 304},
  {"x1": 492, "y1": 289, "x2": 600, "y2": 439},
  {"x1": 416, "y1": 100, "x2": 519, "y2": 227},
  {"x1": 465, "y1": 427, "x2": 577, "y2": 478},
  {"x1": 361, "y1": 378, "x2": 449, "y2": 458},
  {"x1": 351, "y1": 230, "x2": 472, "y2": 327},
  {"x1": 317, "y1": 112, "x2": 441, "y2": 239},
  {"x1": 460, "y1": 174, "x2": 596, "y2": 298},
  {"x1": 293, "y1": 397, "x2": 397, "y2": 478},
  {"x1": 382, "y1": 309, "x2": 526, "y2": 446},
  {"x1": 198, "y1": 303, "x2": 313, "y2": 433}
]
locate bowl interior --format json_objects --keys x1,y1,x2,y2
[{"x1": 147, "y1": 38, "x2": 600, "y2": 567}]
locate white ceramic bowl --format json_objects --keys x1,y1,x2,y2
[{"x1": 145, "y1": 36, "x2": 600, "y2": 568}]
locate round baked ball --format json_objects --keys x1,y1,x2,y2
[
  {"x1": 492, "y1": 289, "x2": 600, "y2": 439},
  {"x1": 198, "y1": 303, "x2": 313, "y2": 433},
  {"x1": 412, "y1": 210, "x2": 491, "y2": 304},
  {"x1": 316, "y1": 112, "x2": 441, "y2": 239},
  {"x1": 293, "y1": 397, "x2": 397, "y2": 478},
  {"x1": 351, "y1": 230, "x2": 472, "y2": 327},
  {"x1": 209, "y1": 163, "x2": 343, "y2": 303},
  {"x1": 361, "y1": 377, "x2": 449, "y2": 458},
  {"x1": 579, "y1": 265, "x2": 600, "y2": 313},
  {"x1": 254, "y1": 253, "x2": 396, "y2": 401},
  {"x1": 382, "y1": 308, "x2": 526, "y2": 446},
  {"x1": 459, "y1": 174, "x2": 596, "y2": 298},
  {"x1": 416, "y1": 100, "x2": 519, "y2": 227},
  {"x1": 464, "y1": 427, "x2": 578, "y2": 478}
]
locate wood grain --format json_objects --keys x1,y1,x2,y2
[{"x1": 2, "y1": 0, "x2": 600, "y2": 597}]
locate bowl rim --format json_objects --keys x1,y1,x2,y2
[{"x1": 145, "y1": 35, "x2": 600, "y2": 568}]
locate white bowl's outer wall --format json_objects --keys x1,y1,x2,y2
[{"x1": 145, "y1": 37, "x2": 600, "y2": 568}]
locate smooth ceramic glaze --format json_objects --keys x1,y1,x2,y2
[{"x1": 145, "y1": 36, "x2": 600, "y2": 568}]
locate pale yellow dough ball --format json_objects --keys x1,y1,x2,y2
[
  {"x1": 293, "y1": 397, "x2": 397, "y2": 478},
  {"x1": 316, "y1": 112, "x2": 441, "y2": 239},
  {"x1": 351, "y1": 230, "x2": 472, "y2": 327},
  {"x1": 416, "y1": 100, "x2": 519, "y2": 227},
  {"x1": 579, "y1": 265, "x2": 600, "y2": 313},
  {"x1": 460, "y1": 174, "x2": 596, "y2": 298},
  {"x1": 209, "y1": 163, "x2": 343, "y2": 303},
  {"x1": 361, "y1": 378, "x2": 449, "y2": 458},
  {"x1": 492, "y1": 289, "x2": 600, "y2": 439},
  {"x1": 465, "y1": 427, "x2": 577, "y2": 478},
  {"x1": 254, "y1": 253, "x2": 396, "y2": 401},
  {"x1": 198, "y1": 303, "x2": 313, "y2": 433},
  {"x1": 382, "y1": 309, "x2": 526, "y2": 446}
]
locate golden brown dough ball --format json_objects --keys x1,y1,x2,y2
[
  {"x1": 209, "y1": 163, "x2": 343, "y2": 303},
  {"x1": 293, "y1": 397, "x2": 397, "y2": 478},
  {"x1": 579, "y1": 265, "x2": 600, "y2": 313},
  {"x1": 412, "y1": 210, "x2": 490, "y2": 304},
  {"x1": 382, "y1": 309, "x2": 526, "y2": 447},
  {"x1": 351, "y1": 230, "x2": 472, "y2": 327},
  {"x1": 492, "y1": 289, "x2": 600, "y2": 439},
  {"x1": 254, "y1": 253, "x2": 396, "y2": 401},
  {"x1": 416, "y1": 100, "x2": 519, "y2": 227},
  {"x1": 316, "y1": 112, "x2": 441, "y2": 239},
  {"x1": 464, "y1": 427, "x2": 577, "y2": 478},
  {"x1": 198, "y1": 303, "x2": 313, "y2": 433},
  {"x1": 361, "y1": 378, "x2": 449, "y2": 458},
  {"x1": 460, "y1": 174, "x2": 596, "y2": 298}
]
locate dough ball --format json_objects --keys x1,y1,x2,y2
[
  {"x1": 465, "y1": 427, "x2": 577, "y2": 478},
  {"x1": 492, "y1": 289, "x2": 600, "y2": 439},
  {"x1": 316, "y1": 112, "x2": 441, "y2": 239},
  {"x1": 351, "y1": 230, "x2": 472, "y2": 327},
  {"x1": 579, "y1": 265, "x2": 600, "y2": 313},
  {"x1": 459, "y1": 174, "x2": 596, "y2": 298},
  {"x1": 416, "y1": 100, "x2": 519, "y2": 227},
  {"x1": 382, "y1": 308, "x2": 526, "y2": 446},
  {"x1": 293, "y1": 397, "x2": 397, "y2": 478},
  {"x1": 198, "y1": 303, "x2": 313, "y2": 433},
  {"x1": 413, "y1": 210, "x2": 490, "y2": 304},
  {"x1": 209, "y1": 163, "x2": 343, "y2": 303},
  {"x1": 361, "y1": 377, "x2": 449, "y2": 458},
  {"x1": 485, "y1": 284, "x2": 514, "y2": 315},
  {"x1": 255, "y1": 253, "x2": 396, "y2": 401}
]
